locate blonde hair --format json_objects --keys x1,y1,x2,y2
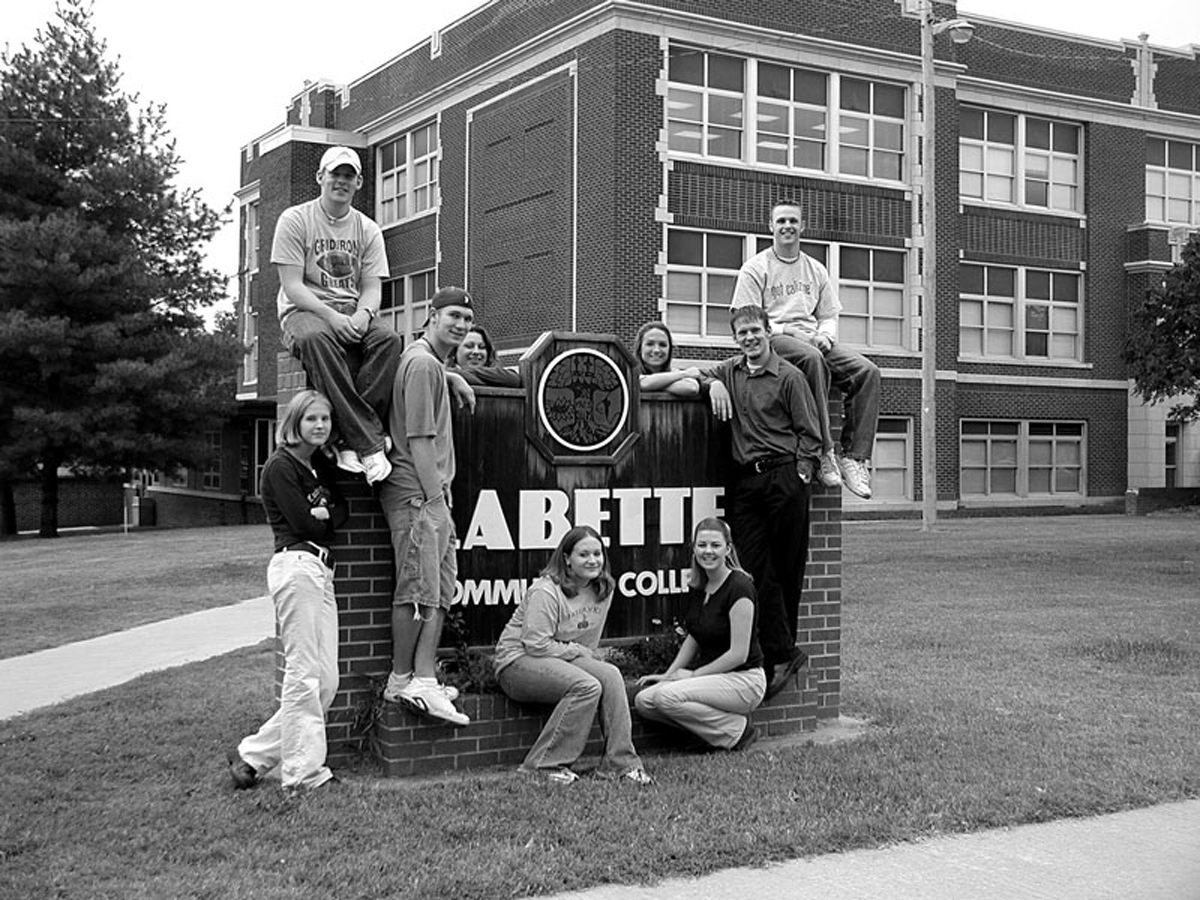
[
  {"x1": 275, "y1": 390, "x2": 332, "y2": 447},
  {"x1": 687, "y1": 517, "x2": 748, "y2": 589}
]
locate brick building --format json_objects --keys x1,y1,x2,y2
[{"x1": 215, "y1": 0, "x2": 1200, "y2": 517}]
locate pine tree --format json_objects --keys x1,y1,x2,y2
[
  {"x1": 1125, "y1": 235, "x2": 1200, "y2": 425},
  {"x1": 0, "y1": 0, "x2": 238, "y2": 537}
]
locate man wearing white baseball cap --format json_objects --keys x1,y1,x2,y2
[{"x1": 271, "y1": 145, "x2": 400, "y2": 485}]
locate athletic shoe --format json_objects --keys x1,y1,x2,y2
[
  {"x1": 336, "y1": 448, "x2": 365, "y2": 474},
  {"x1": 620, "y1": 767, "x2": 654, "y2": 785},
  {"x1": 519, "y1": 766, "x2": 579, "y2": 784},
  {"x1": 385, "y1": 674, "x2": 459, "y2": 704},
  {"x1": 819, "y1": 450, "x2": 843, "y2": 487},
  {"x1": 396, "y1": 680, "x2": 470, "y2": 727},
  {"x1": 838, "y1": 455, "x2": 873, "y2": 499},
  {"x1": 362, "y1": 450, "x2": 392, "y2": 485}
]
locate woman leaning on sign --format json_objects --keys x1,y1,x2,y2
[
  {"x1": 228, "y1": 389, "x2": 348, "y2": 791},
  {"x1": 493, "y1": 525, "x2": 652, "y2": 785}
]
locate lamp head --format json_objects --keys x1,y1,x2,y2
[{"x1": 935, "y1": 18, "x2": 975, "y2": 44}]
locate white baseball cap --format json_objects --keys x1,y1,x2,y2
[{"x1": 319, "y1": 146, "x2": 361, "y2": 174}]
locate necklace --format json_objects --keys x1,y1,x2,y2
[{"x1": 771, "y1": 247, "x2": 800, "y2": 264}]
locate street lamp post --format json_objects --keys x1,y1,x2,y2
[{"x1": 918, "y1": 8, "x2": 973, "y2": 531}]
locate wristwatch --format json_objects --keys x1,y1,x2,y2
[{"x1": 358, "y1": 307, "x2": 377, "y2": 321}]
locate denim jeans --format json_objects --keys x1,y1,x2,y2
[
  {"x1": 281, "y1": 309, "x2": 402, "y2": 456},
  {"x1": 729, "y1": 463, "x2": 810, "y2": 669},
  {"x1": 238, "y1": 551, "x2": 339, "y2": 789},
  {"x1": 769, "y1": 334, "x2": 881, "y2": 460},
  {"x1": 635, "y1": 668, "x2": 766, "y2": 748},
  {"x1": 498, "y1": 654, "x2": 642, "y2": 774}
]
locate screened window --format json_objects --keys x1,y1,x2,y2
[
  {"x1": 838, "y1": 77, "x2": 905, "y2": 181},
  {"x1": 667, "y1": 47, "x2": 745, "y2": 160},
  {"x1": 870, "y1": 417, "x2": 912, "y2": 501},
  {"x1": 839, "y1": 247, "x2": 906, "y2": 348}
]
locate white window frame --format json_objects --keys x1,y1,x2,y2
[
  {"x1": 960, "y1": 107, "x2": 1083, "y2": 214},
  {"x1": 202, "y1": 430, "x2": 221, "y2": 490},
  {"x1": 666, "y1": 45, "x2": 907, "y2": 186},
  {"x1": 378, "y1": 121, "x2": 440, "y2": 227},
  {"x1": 380, "y1": 270, "x2": 437, "y2": 343},
  {"x1": 959, "y1": 263, "x2": 1082, "y2": 363},
  {"x1": 664, "y1": 229, "x2": 911, "y2": 352},
  {"x1": 1146, "y1": 137, "x2": 1200, "y2": 226},
  {"x1": 870, "y1": 416, "x2": 913, "y2": 502},
  {"x1": 238, "y1": 196, "x2": 261, "y2": 387},
  {"x1": 960, "y1": 419, "x2": 1086, "y2": 498}
]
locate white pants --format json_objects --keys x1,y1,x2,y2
[
  {"x1": 635, "y1": 668, "x2": 766, "y2": 749},
  {"x1": 238, "y1": 551, "x2": 339, "y2": 788}
]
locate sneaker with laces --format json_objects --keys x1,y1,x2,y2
[
  {"x1": 336, "y1": 448, "x2": 365, "y2": 474},
  {"x1": 397, "y1": 680, "x2": 470, "y2": 727},
  {"x1": 362, "y1": 450, "x2": 392, "y2": 485},
  {"x1": 819, "y1": 450, "x2": 843, "y2": 488},
  {"x1": 838, "y1": 455, "x2": 873, "y2": 499},
  {"x1": 620, "y1": 767, "x2": 654, "y2": 785}
]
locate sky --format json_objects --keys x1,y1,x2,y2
[{"x1": 5, "y1": 0, "x2": 1198, "y2": 324}]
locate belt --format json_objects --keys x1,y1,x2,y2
[
  {"x1": 736, "y1": 454, "x2": 795, "y2": 476},
  {"x1": 283, "y1": 541, "x2": 334, "y2": 569}
]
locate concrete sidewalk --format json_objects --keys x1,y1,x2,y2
[
  {"x1": 0, "y1": 595, "x2": 274, "y2": 721},
  {"x1": 534, "y1": 799, "x2": 1200, "y2": 900}
]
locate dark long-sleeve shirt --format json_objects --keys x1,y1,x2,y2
[
  {"x1": 260, "y1": 447, "x2": 348, "y2": 553},
  {"x1": 699, "y1": 352, "x2": 822, "y2": 465}
]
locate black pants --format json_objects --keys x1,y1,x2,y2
[{"x1": 728, "y1": 464, "x2": 811, "y2": 669}]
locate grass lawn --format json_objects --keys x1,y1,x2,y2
[
  {"x1": 1, "y1": 514, "x2": 1198, "y2": 899},
  {"x1": 0, "y1": 524, "x2": 271, "y2": 659}
]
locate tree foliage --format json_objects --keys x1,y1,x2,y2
[
  {"x1": 0, "y1": 0, "x2": 238, "y2": 536},
  {"x1": 1125, "y1": 235, "x2": 1200, "y2": 424}
]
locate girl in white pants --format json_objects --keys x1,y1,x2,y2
[{"x1": 230, "y1": 390, "x2": 347, "y2": 790}]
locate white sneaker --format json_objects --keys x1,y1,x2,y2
[
  {"x1": 362, "y1": 450, "x2": 392, "y2": 485},
  {"x1": 838, "y1": 455, "x2": 873, "y2": 499},
  {"x1": 336, "y1": 448, "x2": 365, "y2": 474},
  {"x1": 382, "y1": 672, "x2": 410, "y2": 704},
  {"x1": 398, "y1": 680, "x2": 470, "y2": 727},
  {"x1": 818, "y1": 450, "x2": 843, "y2": 488}
]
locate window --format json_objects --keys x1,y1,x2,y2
[
  {"x1": 756, "y1": 62, "x2": 828, "y2": 171},
  {"x1": 203, "y1": 431, "x2": 221, "y2": 490},
  {"x1": 838, "y1": 246, "x2": 906, "y2": 348},
  {"x1": 242, "y1": 200, "x2": 260, "y2": 274},
  {"x1": 663, "y1": 228, "x2": 745, "y2": 338},
  {"x1": 1166, "y1": 422, "x2": 1180, "y2": 488},
  {"x1": 960, "y1": 108, "x2": 1082, "y2": 213},
  {"x1": 870, "y1": 417, "x2": 912, "y2": 501},
  {"x1": 961, "y1": 420, "x2": 1085, "y2": 498},
  {"x1": 378, "y1": 122, "x2": 439, "y2": 225},
  {"x1": 838, "y1": 77, "x2": 905, "y2": 181},
  {"x1": 380, "y1": 270, "x2": 437, "y2": 342},
  {"x1": 670, "y1": 231, "x2": 910, "y2": 350},
  {"x1": 667, "y1": 47, "x2": 745, "y2": 160},
  {"x1": 252, "y1": 418, "x2": 275, "y2": 497},
  {"x1": 241, "y1": 307, "x2": 258, "y2": 385},
  {"x1": 667, "y1": 46, "x2": 906, "y2": 183},
  {"x1": 959, "y1": 264, "x2": 1081, "y2": 362},
  {"x1": 238, "y1": 197, "x2": 260, "y2": 386},
  {"x1": 1146, "y1": 138, "x2": 1200, "y2": 225}
]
